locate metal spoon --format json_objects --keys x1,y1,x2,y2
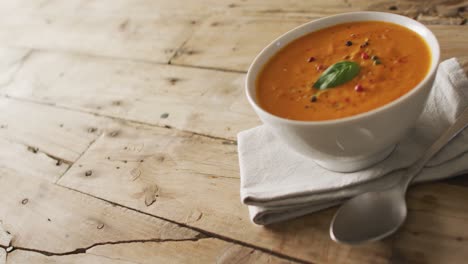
[{"x1": 330, "y1": 107, "x2": 468, "y2": 245}]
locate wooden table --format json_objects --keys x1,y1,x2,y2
[{"x1": 0, "y1": 1, "x2": 467, "y2": 263}]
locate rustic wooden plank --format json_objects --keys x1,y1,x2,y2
[
  {"x1": 0, "y1": 167, "x2": 293, "y2": 263},
  {"x1": 416, "y1": 14, "x2": 465, "y2": 25},
  {"x1": 172, "y1": 15, "x2": 468, "y2": 71},
  {"x1": 0, "y1": 49, "x2": 257, "y2": 140},
  {"x1": 0, "y1": 97, "x2": 294, "y2": 263},
  {"x1": 170, "y1": 15, "x2": 312, "y2": 72},
  {"x1": 0, "y1": 0, "x2": 463, "y2": 66},
  {"x1": 8, "y1": 241, "x2": 293, "y2": 264},
  {"x1": 2, "y1": 0, "x2": 463, "y2": 23},
  {"x1": 390, "y1": 184, "x2": 468, "y2": 264},
  {"x1": 87, "y1": 241, "x2": 294, "y2": 264},
  {"x1": 0, "y1": 0, "x2": 463, "y2": 65},
  {"x1": 0, "y1": 172, "x2": 194, "y2": 253},
  {"x1": 7, "y1": 251, "x2": 133, "y2": 264},
  {"x1": 0, "y1": 0, "x2": 221, "y2": 16},
  {"x1": 0, "y1": 8, "x2": 198, "y2": 63},
  {"x1": 0, "y1": 137, "x2": 68, "y2": 183},
  {"x1": 59, "y1": 120, "x2": 468, "y2": 263},
  {"x1": 0, "y1": 96, "x2": 112, "y2": 164},
  {"x1": 431, "y1": 26, "x2": 468, "y2": 60},
  {"x1": 0, "y1": 95, "x2": 119, "y2": 183},
  {"x1": 227, "y1": 0, "x2": 467, "y2": 20}
]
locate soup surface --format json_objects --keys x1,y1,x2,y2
[{"x1": 256, "y1": 21, "x2": 431, "y2": 121}]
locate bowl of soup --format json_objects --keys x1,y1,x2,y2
[{"x1": 245, "y1": 12, "x2": 440, "y2": 172}]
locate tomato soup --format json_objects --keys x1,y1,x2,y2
[{"x1": 256, "y1": 21, "x2": 431, "y2": 121}]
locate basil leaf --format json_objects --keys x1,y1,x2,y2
[{"x1": 313, "y1": 61, "x2": 360, "y2": 90}]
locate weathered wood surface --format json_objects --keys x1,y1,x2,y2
[
  {"x1": 0, "y1": 107, "x2": 294, "y2": 263},
  {"x1": 0, "y1": 96, "x2": 112, "y2": 164},
  {"x1": 0, "y1": 0, "x2": 465, "y2": 66},
  {"x1": 8, "y1": 241, "x2": 295, "y2": 264},
  {"x1": 0, "y1": 136, "x2": 68, "y2": 183},
  {"x1": 172, "y1": 21, "x2": 468, "y2": 71},
  {"x1": 0, "y1": 9, "x2": 198, "y2": 63},
  {"x1": 1, "y1": 0, "x2": 467, "y2": 263},
  {"x1": 0, "y1": 49, "x2": 254, "y2": 140}
]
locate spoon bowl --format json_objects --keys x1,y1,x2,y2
[{"x1": 330, "y1": 188, "x2": 407, "y2": 244}]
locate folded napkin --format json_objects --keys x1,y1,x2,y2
[{"x1": 238, "y1": 58, "x2": 468, "y2": 225}]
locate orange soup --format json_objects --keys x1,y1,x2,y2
[{"x1": 256, "y1": 21, "x2": 431, "y2": 121}]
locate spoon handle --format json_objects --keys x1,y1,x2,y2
[{"x1": 401, "y1": 106, "x2": 468, "y2": 190}]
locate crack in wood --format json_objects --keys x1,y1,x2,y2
[
  {"x1": 167, "y1": 15, "x2": 209, "y2": 65},
  {"x1": 168, "y1": 38, "x2": 191, "y2": 65},
  {"x1": 54, "y1": 131, "x2": 104, "y2": 183},
  {"x1": 7, "y1": 233, "x2": 209, "y2": 257},
  {"x1": 23, "y1": 143, "x2": 74, "y2": 179},
  {"x1": 0, "y1": 136, "x2": 74, "y2": 172},
  {"x1": 19, "y1": 141, "x2": 74, "y2": 166},
  {"x1": 54, "y1": 185, "x2": 307, "y2": 263},
  {"x1": 168, "y1": 62, "x2": 247, "y2": 74},
  {"x1": 42, "y1": 152, "x2": 73, "y2": 166}
]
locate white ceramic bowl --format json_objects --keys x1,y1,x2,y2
[{"x1": 246, "y1": 12, "x2": 440, "y2": 172}]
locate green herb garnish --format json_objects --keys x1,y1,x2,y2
[{"x1": 313, "y1": 61, "x2": 360, "y2": 90}]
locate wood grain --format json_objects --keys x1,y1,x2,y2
[
  {"x1": 457, "y1": 55, "x2": 468, "y2": 74},
  {"x1": 0, "y1": 137, "x2": 68, "y2": 183},
  {"x1": 7, "y1": 251, "x2": 133, "y2": 264},
  {"x1": 0, "y1": 150, "x2": 293, "y2": 263},
  {"x1": 391, "y1": 184, "x2": 468, "y2": 264},
  {"x1": 0, "y1": 8, "x2": 198, "y2": 63},
  {"x1": 0, "y1": 0, "x2": 223, "y2": 17},
  {"x1": 0, "y1": 0, "x2": 464, "y2": 66},
  {"x1": 86, "y1": 241, "x2": 294, "y2": 264},
  {"x1": 0, "y1": 97, "x2": 114, "y2": 164},
  {"x1": 0, "y1": 173, "x2": 194, "y2": 253},
  {"x1": 57, "y1": 118, "x2": 468, "y2": 263},
  {"x1": 173, "y1": 16, "x2": 468, "y2": 71},
  {"x1": 8, "y1": 241, "x2": 294, "y2": 264},
  {"x1": 170, "y1": 15, "x2": 315, "y2": 72},
  {"x1": 0, "y1": 49, "x2": 257, "y2": 140},
  {"x1": 170, "y1": 15, "x2": 312, "y2": 71}
]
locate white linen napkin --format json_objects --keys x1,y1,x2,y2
[{"x1": 238, "y1": 58, "x2": 468, "y2": 225}]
